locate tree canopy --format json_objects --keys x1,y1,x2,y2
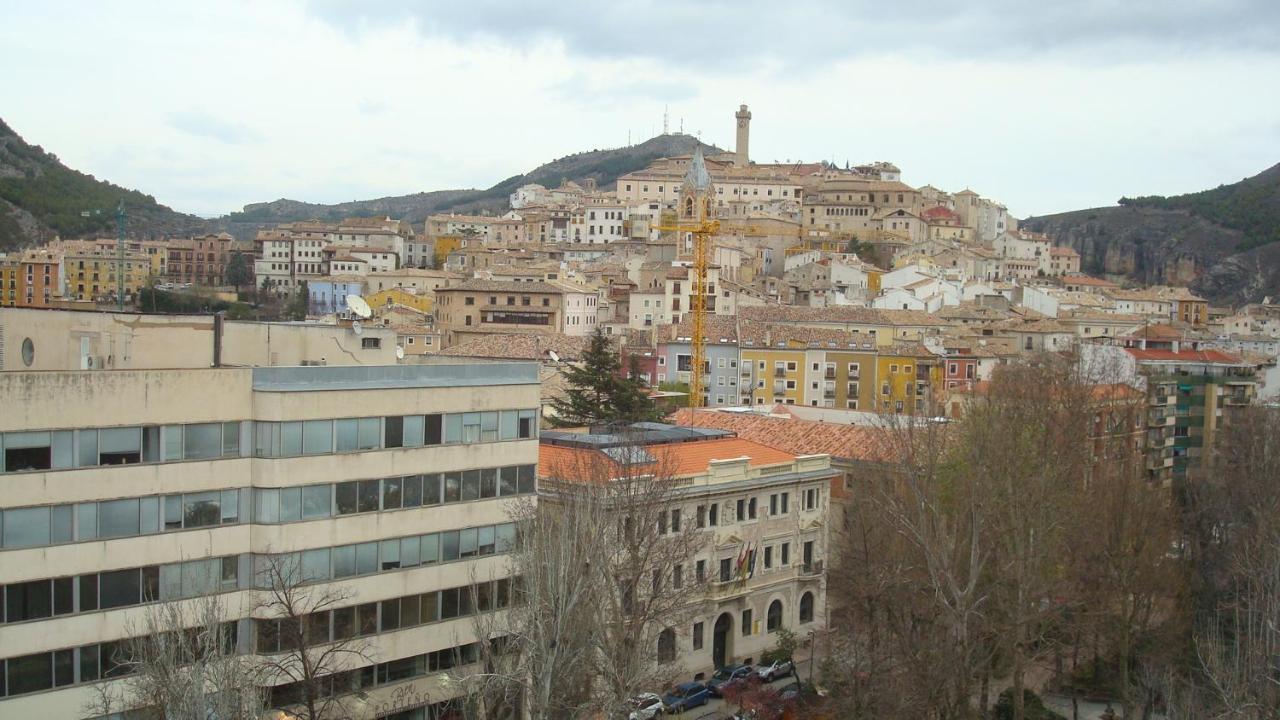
[{"x1": 549, "y1": 329, "x2": 662, "y2": 427}]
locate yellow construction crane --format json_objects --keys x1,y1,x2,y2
[{"x1": 654, "y1": 218, "x2": 720, "y2": 408}]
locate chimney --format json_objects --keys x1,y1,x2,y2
[{"x1": 734, "y1": 104, "x2": 751, "y2": 168}]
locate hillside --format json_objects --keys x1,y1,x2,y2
[
  {"x1": 0, "y1": 118, "x2": 209, "y2": 252},
  {"x1": 231, "y1": 133, "x2": 721, "y2": 225},
  {"x1": 1022, "y1": 163, "x2": 1280, "y2": 305}
]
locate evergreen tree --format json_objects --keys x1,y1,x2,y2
[
  {"x1": 550, "y1": 329, "x2": 661, "y2": 427},
  {"x1": 225, "y1": 252, "x2": 251, "y2": 297}
]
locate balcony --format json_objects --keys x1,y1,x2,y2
[
  {"x1": 774, "y1": 368, "x2": 787, "y2": 378},
  {"x1": 800, "y1": 560, "x2": 824, "y2": 577},
  {"x1": 824, "y1": 370, "x2": 836, "y2": 380}
]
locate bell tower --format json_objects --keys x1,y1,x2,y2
[
  {"x1": 679, "y1": 148, "x2": 715, "y2": 223},
  {"x1": 734, "y1": 104, "x2": 751, "y2": 168}
]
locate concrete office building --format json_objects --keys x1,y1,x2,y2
[{"x1": 0, "y1": 364, "x2": 540, "y2": 718}]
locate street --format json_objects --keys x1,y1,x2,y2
[{"x1": 671, "y1": 658, "x2": 817, "y2": 720}]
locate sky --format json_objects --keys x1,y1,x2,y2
[{"x1": 2, "y1": 0, "x2": 1279, "y2": 218}]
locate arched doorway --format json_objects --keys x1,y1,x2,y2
[
  {"x1": 799, "y1": 592, "x2": 814, "y2": 624},
  {"x1": 713, "y1": 612, "x2": 734, "y2": 669}
]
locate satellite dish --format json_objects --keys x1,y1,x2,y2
[
  {"x1": 396, "y1": 346, "x2": 405, "y2": 360},
  {"x1": 548, "y1": 350, "x2": 561, "y2": 363},
  {"x1": 346, "y1": 294, "x2": 372, "y2": 319},
  {"x1": 352, "y1": 320, "x2": 363, "y2": 335}
]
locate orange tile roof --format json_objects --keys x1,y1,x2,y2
[
  {"x1": 671, "y1": 409, "x2": 897, "y2": 463},
  {"x1": 539, "y1": 437, "x2": 796, "y2": 481}
]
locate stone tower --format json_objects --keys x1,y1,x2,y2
[
  {"x1": 734, "y1": 104, "x2": 751, "y2": 168},
  {"x1": 679, "y1": 147, "x2": 715, "y2": 223}
]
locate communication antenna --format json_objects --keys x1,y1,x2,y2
[
  {"x1": 663, "y1": 105, "x2": 669, "y2": 135},
  {"x1": 352, "y1": 320, "x2": 363, "y2": 335},
  {"x1": 395, "y1": 345, "x2": 405, "y2": 360},
  {"x1": 345, "y1": 294, "x2": 372, "y2": 319}
]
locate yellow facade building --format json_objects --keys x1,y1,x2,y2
[
  {"x1": 366, "y1": 286, "x2": 434, "y2": 314},
  {"x1": 62, "y1": 248, "x2": 151, "y2": 302}
]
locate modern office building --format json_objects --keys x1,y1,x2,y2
[
  {"x1": 538, "y1": 423, "x2": 832, "y2": 676},
  {"x1": 0, "y1": 363, "x2": 540, "y2": 718}
]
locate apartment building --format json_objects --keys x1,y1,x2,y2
[
  {"x1": 434, "y1": 279, "x2": 598, "y2": 347},
  {"x1": 61, "y1": 244, "x2": 151, "y2": 303},
  {"x1": 538, "y1": 423, "x2": 831, "y2": 675},
  {"x1": 0, "y1": 363, "x2": 541, "y2": 718},
  {"x1": 0, "y1": 250, "x2": 62, "y2": 308}
]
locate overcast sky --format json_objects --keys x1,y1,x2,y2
[{"x1": 3, "y1": 1, "x2": 1278, "y2": 218}]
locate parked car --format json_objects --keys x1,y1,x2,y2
[
  {"x1": 756, "y1": 658, "x2": 795, "y2": 683},
  {"x1": 663, "y1": 682, "x2": 711, "y2": 713},
  {"x1": 627, "y1": 692, "x2": 667, "y2": 720},
  {"x1": 705, "y1": 663, "x2": 756, "y2": 696}
]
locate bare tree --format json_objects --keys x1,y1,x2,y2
[
  {"x1": 254, "y1": 552, "x2": 374, "y2": 720},
  {"x1": 83, "y1": 591, "x2": 264, "y2": 720}
]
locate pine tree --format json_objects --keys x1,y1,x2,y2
[{"x1": 550, "y1": 329, "x2": 661, "y2": 427}]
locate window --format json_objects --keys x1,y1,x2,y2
[
  {"x1": 692, "y1": 621, "x2": 704, "y2": 650},
  {"x1": 781, "y1": 542, "x2": 790, "y2": 566},
  {"x1": 742, "y1": 609, "x2": 753, "y2": 636},
  {"x1": 764, "y1": 546, "x2": 773, "y2": 569},
  {"x1": 361, "y1": 337, "x2": 382, "y2": 350},
  {"x1": 767, "y1": 600, "x2": 783, "y2": 633},
  {"x1": 748, "y1": 497, "x2": 757, "y2": 519},
  {"x1": 799, "y1": 592, "x2": 814, "y2": 623},
  {"x1": 735, "y1": 498, "x2": 744, "y2": 521},
  {"x1": 708, "y1": 503, "x2": 718, "y2": 527},
  {"x1": 719, "y1": 558, "x2": 732, "y2": 582},
  {"x1": 805, "y1": 488, "x2": 819, "y2": 510},
  {"x1": 670, "y1": 508, "x2": 681, "y2": 532},
  {"x1": 657, "y1": 628, "x2": 677, "y2": 662},
  {"x1": 696, "y1": 559, "x2": 706, "y2": 582}
]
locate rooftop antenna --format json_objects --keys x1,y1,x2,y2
[
  {"x1": 680, "y1": 117, "x2": 684, "y2": 134},
  {"x1": 663, "y1": 105, "x2": 669, "y2": 135}
]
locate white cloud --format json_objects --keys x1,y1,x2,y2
[{"x1": 1, "y1": 0, "x2": 1277, "y2": 218}]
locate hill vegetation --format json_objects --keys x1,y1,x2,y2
[
  {"x1": 0, "y1": 118, "x2": 208, "y2": 251},
  {"x1": 1118, "y1": 163, "x2": 1280, "y2": 251}
]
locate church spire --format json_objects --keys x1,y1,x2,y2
[{"x1": 684, "y1": 147, "x2": 712, "y2": 191}]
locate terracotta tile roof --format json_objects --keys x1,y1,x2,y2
[
  {"x1": 1124, "y1": 348, "x2": 1246, "y2": 364},
  {"x1": 439, "y1": 279, "x2": 564, "y2": 294},
  {"x1": 671, "y1": 409, "x2": 897, "y2": 463},
  {"x1": 436, "y1": 333, "x2": 591, "y2": 361},
  {"x1": 539, "y1": 437, "x2": 797, "y2": 480}
]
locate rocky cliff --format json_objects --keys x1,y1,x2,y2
[{"x1": 1022, "y1": 163, "x2": 1280, "y2": 305}]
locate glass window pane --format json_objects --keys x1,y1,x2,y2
[
  {"x1": 441, "y1": 531, "x2": 460, "y2": 561},
  {"x1": 355, "y1": 542, "x2": 378, "y2": 575},
  {"x1": 52, "y1": 431, "x2": 74, "y2": 469},
  {"x1": 99, "y1": 499, "x2": 140, "y2": 538},
  {"x1": 441, "y1": 588, "x2": 459, "y2": 619},
  {"x1": 302, "y1": 485, "x2": 331, "y2": 519},
  {"x1": 183, "y1": 423, "x2": 222, "y2": 460},
  {"x1": 478, "y1": 526, "x2": 496, "y2": 555},
  {"x1": 518, "y1": 464, "x2": 536, "y2": 494},
  {"x1": 302, "y1": 420, "x2": 333, "y2": 455},
  {"x1": 138, "y1": 496, "x2": 159, "y2": 533},
  {"x1": 425, "y1": 414, "x2": 443, "y2": 445},
  {"x1": 79, "y1": 574, "x2": 99, "y2": 611},
  {"x1": 423, "y1": 474, "x2": 442, "y2": 505},
  {"x1": 380, "y1": 539, "x2": 401, "y2": 570},
  {"x1": 403, "y1": 415, "x2": 424, "y2": 447},
  {"x1": 480, "y1": 412, "x2": 498, "y2": 442},
  {"x1": 77, "y1": 429, "x2": 98, "y2": 467},
  {"x1": 76, "y1": 503, "x2": 98, "y2": 540},
  {"x1": 3, "y1": 506, "x2": 50, "y2": 548},
  {"x1": 159, "y1": 564, "x2": 181, "y2": 600},
  {"x1": 357, "y1": 603, "x2": 378, "y2": 636},
  {"x1": 380, "y1": 599, "x2": 400, "y2": 631},
  {"x1": 403, "y1": 474, "x2": 423, "y2": 507},
  {"x1": 400, "y1": 536, "x2": 420, "y2": 567},
  {"x1": 444, "y1": 472, "x2": 461, "y2": 503},
  {"x1": 221, "y1": 489, "x2": 240, "y2": 523},
  {"x1": 162, "y1": 425, "x2": 184, "y2": 461},
  {"x1": 496, "y1": 523, "x2": 516, "y2": 553},
  {"x1": 254, "y1": 489, "x2": 280, "y2": 523},
  {"x1": 499, "y1": 466, "x2": 518, "y2": 496},
  {"x1": 80, "y1": 643, "x2": 101, "y2": 682},
  {"x1": 164, "y1": 495, "x2": 182, "y2": 530},
  {"x1": 254, "y1": 422, "x2": 276, "y2": 457},
  {"x1": 280, "y1": 422, "x2": 303, "y2": 456},
  {"x1": 142, "y1": 425, "x2": 160, "y2": 462},
  {"x1": 459, "y1": 528, "x2": 478, "y2": 557},
  {"x1": 462, "y1": 413, "x2": 481, "y2": 443},
  {"x1": 332, "y1": 546, "x2": 356, "y2": 578},
  {"x1": 333, "y1": 607, "x2": 355, "y2": 640},
  {"x1": 421, "y1": 591, "x2": 439, "y2": 622},
  {"x1": 334, "y1": 482, "x2": 357, "y2": 515},
  {"x1": 301, "y1": 548, "x2": 330, "y2": 582},
  {"x1": 461, "y1": 470, "x2": 480, "y2": 501},
  {"x1": 51, "y1": 505, "x2": 73, "y2": 543},
  {"x1": 100, "y1": 569, "x2": 142, "y2": 609},
  {"x1": 357, "y1": 480, "x2": 379, "y2": 513},
  {"x1": 382, "y1": 477, "x2": 402, "y2": 510},
  {"x1": 444, "y1": 414, "x2": 462, "y2": 444},
  {"x1": 184, "y1": 491, "x2": 221, "y2": 528},
  {"x1": 7, "y1": 652, "x2": 53, "y2": 695},
  {"x1": 384, "y1": 416, "x2": 403, "y2": 449},
  {"x1": 99, "y1": 428, "x2": 141, "y2": 453},
  {"x1": 335, "y1": 419, "x2": 359, "y2": 452},
  {"x1": 6, "y1": 579, "x2": 52, "y2": 621},
  {"x1": 401, "y1": 594, "x2": 421, "y2": 627},
  {"x1": 519, "y1": 409, "x2": 536, "y2": 439},
  {"x1": 279, "y1": 487, "x2": 302, "y2": 522},
  {"x1": 357, "y1": 418, "x2": 381, "y2": 450},
  {"x1": 421, "y1": 534, "x2": 438, "y2": 564},
  {"x1": 480, "y1": 468, "x2": 497, "y2": 499},
  {"x1": 499, "y1": 411, "x2": 518, "y2": 440},
  {"x1": 222, "y1": 422, "x2": 240, "y2": 456}
]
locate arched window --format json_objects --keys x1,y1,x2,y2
[
  {"x1": 684, "y1": 197, "x2": 694, "y2": 218},
  {"x1": 799, "y1": 592, "x2": 814, "y2": 624},
  {"x1": 767, "y1": 599, "x2": 783, "y2": 633},
  {"x1": 657, "y1": 628, "x2": 677, "y2": 662}
]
